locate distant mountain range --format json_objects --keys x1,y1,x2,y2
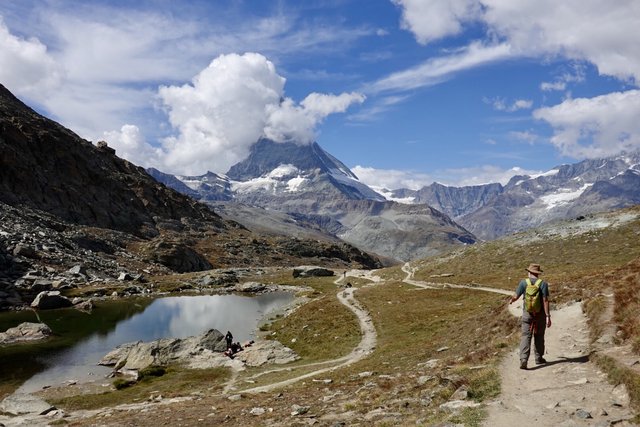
[
  {"x1": 151, "y1": 139, "x2": 640, "y2": 256},
  {"x1": 389, "y1": 153, "x2": 640, "y2": 240},
  {"x1": 149, "y1": 139, "x2": 476, "y2": 263}
]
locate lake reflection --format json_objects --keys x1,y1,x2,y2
[{"x1": 17, "y1": 291, "x2": 293, "y2": 393}]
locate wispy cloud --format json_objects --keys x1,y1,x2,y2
[
  {"x1": 366, "y1": 41, "x2": 513, "y2": 94},
  {"x1": 348, "y1": 95, "x2": 409, "y2": 122},
  {"x1": 484, "y1": 96, "x2": 533, "y2": 112}
]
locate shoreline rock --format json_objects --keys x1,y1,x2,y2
[{"x1": 0, "y1": 322, "x2": 52, "y2": 345}]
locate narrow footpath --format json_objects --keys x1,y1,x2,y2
[
  {"x1": 402, "y1": 262, "x2": 636, "y2": 426},
  {"x1": 237, "y1": 270, "x2": 378, "y2": 394}
]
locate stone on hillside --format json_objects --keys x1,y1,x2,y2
[
  {"x1": 31, "y1": 279, "x2": 54, "y2": 293},
  {"x1": 13, "y1": 244, "x2": 38, "y2": 259},
  {"x1": 234, "y1": 281, "x2": 266, "y2": 292},
  {"x1": 292, "y1": 266, "x2": 334, "y2": 278},
  {"x1": 291, "y1": 404, "x2": 310, "y2": 416},
  {"x1": 574, "y1": 409, "x2": 592, "y2": 419},
  {"x1": 0, "y1": 393, "x2": 56, "y2": 416},
  {"x1": 30, "y1": 291, "x2": 72, "y2": 310},
  {"x1": 0, "y1": 322, "x2": 52, "y2": 344},
  {"x1": 198, "y1": 272, "x2": 238, "y2": 287},
  {"x1": 145, "y1": 241, "x2": 212, "y2": 273},
  {"x1": 450, "y1": 386, "x2": 469, "y2": 400},
  {"x1": 250, "y1": 407, "x2": 266, "y2": 416},
  {"x1": 67, "y1": 265, "x2": 88, "y2": 276},
  {"x1": 118, "y1": 272, "x2": 134, "y2": 281},
  {"x1": 439, "y1": 400, "x2": 481, "y2": 413}
]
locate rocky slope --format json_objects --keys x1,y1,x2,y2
[
  {"x1": 0, "y1": 85, "x2": 382, "y2": 309},
  {"x1": 0, "y1": 85, "x2": 226, "y2": 238}
]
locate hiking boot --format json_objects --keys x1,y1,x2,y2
[
  {"x1": 519, "y1": 360, "x2": 527, "y2": 370},
  {"x1": 535, "y1": 357, "x2": 547, "y2": 365}
]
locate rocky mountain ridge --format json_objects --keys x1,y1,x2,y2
[
  {"x1": 150, "y1": 139, "x2": 476, "y2": 262},
  {"x1": 391, "y1": 152, "x2": 640, "y2": 240}
]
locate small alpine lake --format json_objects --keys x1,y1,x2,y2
[{"x1": 0, "y1": 291, "x2": 294, "y2": 394}]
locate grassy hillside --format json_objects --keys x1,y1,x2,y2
[{"x1": 37, "y1": 206, "x2": 640, "y2": 426}]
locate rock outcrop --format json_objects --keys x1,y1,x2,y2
[
  {"x1": 292, "y1": 266, "x2": 335, "y2": 278},
  {"x1": 99, "y1": 329, "x2": 298, "y2": 371},
  {"x1": 0, "y1": 322, "x2": 52, "y2": 344},
  {"x1": 30, "y1": 291, "x2": 73, "y2": 310}
]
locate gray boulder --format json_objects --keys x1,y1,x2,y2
[
  {"x1": 73, "y1": 298, "x2": 94, "y2": 313},
  {"x1": 100, "y1": 329, "x2": 298, "y2": 371},
  {"x1": 100, "y1": 329, "x2": 228, "y2": 370},
  {"x1": 12, "y1": 244, "x2": 38, "y2": 259},
  {"x1": 234, "y1": 281, "x2": 266, "y2": 292},
  {"x1": 292, "y1": 266, "x2": 334, "y2": 278},
  {"x1": 30, "y1": 291, "x2": 72, "y2": 310},
  {"x1": 0, "y1": 393, "x2": 55, "y2": 416},
  {"x1": 236, "y1": 340, "x2": 299, "y2": 366},
  {"x1": 0, "y1": 322, "x2": 52, "y2": 344},
  {"x1": 144, "y1": 241, "x2": 212, "y2": 273},
  {"x1": 67, "y1": 265, "x2": 88, "y2": 276}
]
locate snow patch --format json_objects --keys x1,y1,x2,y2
[
  {"x1": 539, "y1": 184, "x2": 592, "y2": 210},
  {"x1": 531, "y1": 168, "x2": 560, "y2": 179},
  {"x1": 287, "y1": 176, "x2": 307, "y2": 192},
  {"x1": 178, "y1": 178, "x2": 204, "y2": 191},
  {"x1": 373, "y1": 187, "x2": 416, "y2": 204},
  {"x1": 231, "y1": 164, "x2": 306, "y2": 194},
  {"x1": 267, "y1": 164, "x2": 300, "y2": 178}
]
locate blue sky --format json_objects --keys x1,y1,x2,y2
[{"x1": 1, "y1": 0, "x2": 639, "y2": 189}]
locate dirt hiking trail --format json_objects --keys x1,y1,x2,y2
[
  {"x1": 235, "y1": 270, "x2": 378, "y2": 394},
  {"x1": 401, "y1": 262, "x2": 636, "y2": 426},
  {"x1": 485, "y1": 301, "x2": 635, "y2": 426}
]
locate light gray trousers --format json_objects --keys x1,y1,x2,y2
[{"x1": 519, "y1": 311, "x2": 546, "y2": 362}]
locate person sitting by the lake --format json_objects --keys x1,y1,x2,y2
[
  {"x1": 225, "y1": 331, "x2": 233, "y2": 349},
  {"x1": 224, "y1": 341, "x2": 244, "y2": 358}
]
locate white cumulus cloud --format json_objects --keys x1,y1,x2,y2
[
  {"x1": 392, "y1": 0, "x2": 640, "y2": 84},
  {"x1": 533, "y1": 89, "x2": 640, "y2": 158},
  {"x1": 392, "y1": 0, "x2": 482, "y2": 44},
  {"x1": 482, "y1": 0, "x2": 640, "y2": 83},
  {"x1": 0, "y1": 18, "x2": 63, "y2": 97},
  {"x1": 102, "y1": 125, "x2": 164, "y2": 169},
  {"x1": 100, "y1": 53, "x2": 367, "y2": 175}
]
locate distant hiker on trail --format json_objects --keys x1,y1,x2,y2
[
  {"x1": 508, "y1": 263, "x2": 551, "y2": 370},
  {"x1": 225, "y1": 331, "x2": 233, "y2": 350}
]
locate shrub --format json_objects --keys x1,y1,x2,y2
[
  {"x1": 139, "y1": 365, "x2": 166, "y2": 379},
  {"x1": 113, "y1": 378, "x2": 135, "y2": 390}
]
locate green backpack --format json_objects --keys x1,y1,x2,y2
[{"x1": 524, "y1": 278, "x2": 543, "y2": 313}]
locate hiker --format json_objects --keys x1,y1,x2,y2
[
  {"x1": 231, "y1": 341, "x2": 243, "y2": 353},
  {"x1": 508, "y1": 263, "x2": 551, "y2": 369},
  {"x1": 225, "y1": 331, "x2": 233, "y2": 350}
]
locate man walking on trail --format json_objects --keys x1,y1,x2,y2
[{"x1": 508, "y1": 263, "x2": 551, "y2": 370}]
